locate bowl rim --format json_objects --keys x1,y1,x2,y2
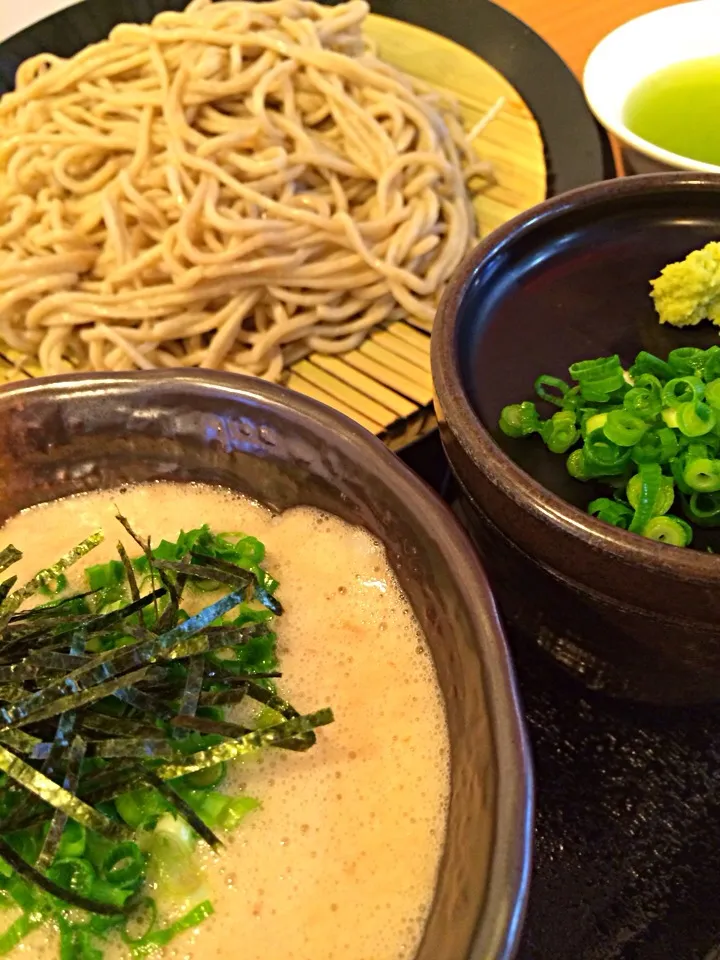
[
  {"x1": 431, "y1": 170, "x2": 720, "y2": 586},
  {"x1": 0, "y1": 368, "x2": 535, "y2": 960},
  {"x1": 582, "y1": 0, "x2": 720, "y2": 175}
]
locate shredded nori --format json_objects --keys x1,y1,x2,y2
[
  {"x1": 158, "y1": 710, "x2": 335, "y2": 779},
  {"x1": 0, "y1": 532, "x2": 104, "y2": 626},
  {"x1": 179, "y1": 656, "x2": 204, "y2": 717},
  {"x1": 37, "y1": 734, "x2": 87, "y2": 868},
  {"x1": 0, "y1": 517, "x2": 333, "y2": 944},
  {"x1": 0, "y1": 546, "x2": 22, "y2": 575},
  {"x1": 170, "y1": 714, "x2": 252, "y2": 739},
  {"x1": 0, "y1": 743, "x2": 128, "y2": 840}
]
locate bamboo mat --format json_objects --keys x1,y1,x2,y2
[{"x1": 0, "y1": 13, "x2": 547, "y2": 452}]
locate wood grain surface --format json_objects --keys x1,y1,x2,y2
[{"x1": 497, "y1": 0, "x2": 689, "y2": 78}]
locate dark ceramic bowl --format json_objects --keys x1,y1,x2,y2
[
  {"x1": 0, "y1": 371, "x2": 532, "y2": 959},
  {"x1": 432, "y1": 172, "x2": 720, "y2": 706}
]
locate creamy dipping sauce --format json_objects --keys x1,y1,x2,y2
[{"x1": 1, "y1": 482, "x2": 450, "y2": 960}]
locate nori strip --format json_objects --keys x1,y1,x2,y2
[
  {"x1": 172, "y1": 711, "x2": 308, "y2": 753},
  {"x1": 116, "y1": 541, "x2": 141, "y2": 606},
  {"x1": 245, "y1": 681, "x2": 299, "y2": 719},
  {"x1": 79, "y1": 715, "x2": 160, "y2": 739},
  {"x1": 4, "y1": 589, "x2": 166, "y2": 657},
  {"x1": 0, "y1": 546, "x2": 21, "y2": 575},
  {"x1": 0, "y1": 742, "x2": 129, "y2": 840},
  {"x1": 5, "y1": 590, "x2": 242, "y2": 732},
  {"x1": 0, "y1": 835, "x2": 125, "y2": 916},
  {"x1": 197, "y1": 687, "x2": 248, "y2": 708},
  {"x1": 114, "y1": 512, "x2": 160, "y2": 622},
  {"x1": 170, "y1": 714, "x2": 251, "y2": 739},
  {"x1": 0, "y1": 532, "x2": 104, "y2": 625},
  {"x1": 6, "y1": 666, "x2": 154, "y2": 729},
  {"x1": 112, "y1": 686, "x2": 175, "y2": 720},
  {"x1": 205, "y1": 672, "x2": 281, "y2": 683},
  {"x1": 0, "y1": 577, "x2": 17, "y2": 606},
  {"x1": 0, "y1": 615, "x2": 171, "y2": 728},
  {"x1": 68, "y1": 629, "x2": 87, "y2": 657},
  {"x1": 40, "y1": 711, "x2": 77, "y2": 789},
  {"x1": 167, "y1": 624, "x2": 259, "y2": 661},
  {"x1": 152, "y1": 559, "x2": 251, "y2": 590},
  {"x1": 0, "y1": 654, "x2": 90, "y2": 684},
  {"x1": 158, "y1": 710, "x2": 334, "y2": 779},
  {"x1": 0, "y1": 684, "x2": 28, "y2": 703},
  {"x1": 178, "y1": 656, "x2": 204, "y2": 718},
  {"x1": 0, "y1": 730, "x2": 41, "y2": 753},
  {"x1": 10, "y1": 590, "x2": 96, "y2": 622},
  {"x1": 37, "y1": 734, "x2": 87, "y2": 868},
  {"x1": 156, "y1": 589, "x2": 245, "y2": 654},
  {"x1": 190, "y1": 551, "x2": 283, "y2": 614},
  {"x1": 143, "y1": 770, "x2": 222, "y2": 851},
  {"x1": 92, "y1": 739, "x2": 176, "y2": 759}
]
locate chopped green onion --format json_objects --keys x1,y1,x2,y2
[
  {"x1": 540, "y1": 411, "x2": 579, "y2": 454},
  {"x1": 687, "y1": 490, "x2": 720, "y2": 523},
  {"x1": 498, "y1": 401, "x2": 540, "y2": 438},
  {"x1": 661, "y1": 407, "x2": 679, "y2": 429},
  {"x1": 702, "y1": 346, "x2": 720, "y2": 382},
  {"x1": 683, "y1": 457, "x2": 720, "y2": 492},
  {"x1": 629, "y1": 463, "x2": 663, "y2": 534},
  {"x1": 115, "y1": 789, "x2": 167, "y2": 831},
  {"x1": 626, "y1": 471, "x2": 674, "y2": 516},
  {"x1": 121, "y1": 897, "x2": 157, "y2": 945},
  {"x1": 603, "y1": 410, "x2": 648, "y2": 446},
  {"x1": 566, "y1": 448, "x2": 590, "y2": 480},
  {"x1": 667, "y1": 346, "x2": 707, "y2": 377},
  {"x1": 184, "y1": 762, "x2": 227, "y2": 791},
  {"x1": 85, "y1": 562, "x2": 125, "y2": 592},
  {"x1": 704, "y1": 377, "x2": 720, "y2": 410},
  {"x1": 583, "y1": 412, "x2": 608, "y2": 436},
  {"x1": 128, "y1": 899, "x2": 214, "y2": 956},
  {"x1": 47, "y1": 857, "x2": 96, "y2": 898},
  {"x1": 676, "y1": 400, "x2": 716, "y2": 437},
  {"x1": 103, "y1": 842, "x2": 145, "y2": 888},
  {"x1": 569, "y1": 354, "x2": 625, "y2": 401},
  {"x1": 629, "y1": 350, "x2": 673, "y2": 381},
  {"x1": 534, "y1": 374, "x2": 569, "y2": 407},
  {"x1": 631, "y1": 427, "x2": 679, "y2": 465},
  {"x1": 587, "y1": 498, "x2": 633, "y2": 529},
  {"x1": 642, "y1": 515, "x2": 693, "y2": 547},
  {"x1": 661, "y1": 376, "x2": 704, "y2": 408},
  {"x1": 583, "y1": 429, "x2": 632, "y2": 475}
]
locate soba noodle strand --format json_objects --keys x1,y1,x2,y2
[{"x1": 0, "y1": 0, "x2": 492, "y2": 378}]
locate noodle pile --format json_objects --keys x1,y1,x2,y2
[{"x1": 0, "y1": 0, "x2": 490, "y2": 379}]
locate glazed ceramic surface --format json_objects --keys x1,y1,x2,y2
[
  {"x1": 0, "y1": 370, "x2": 533, "y2": 958},
  {"x1": 432, "y1": 172, "x2": 720, "y2": 704}
]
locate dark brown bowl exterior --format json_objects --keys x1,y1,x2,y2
[
  {"x1": 432, "y1": 172, "x2": 720, "y2": 705},
  {"x1": 0, "y1": 371, "x2": 532, "y2": 960}
]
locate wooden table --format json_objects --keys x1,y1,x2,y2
[{"x1": 497, "y1": 0, "x2": 685, "y2": 79}]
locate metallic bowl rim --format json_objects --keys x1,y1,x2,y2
[
  {"x1": 431, "y1": 170, "x2": 720, "y2": 586},
  {"x1": 0, "y1": 368, "x2": 534, "y2": 960}
]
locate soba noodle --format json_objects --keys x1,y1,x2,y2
[{"x1": 0, "y1": 0, "x2": 491, "y2": 379}]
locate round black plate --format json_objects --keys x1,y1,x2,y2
[{"x1": 0, "y1": 0, "x2": 614, "y2": 198}]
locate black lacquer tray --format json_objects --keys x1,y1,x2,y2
[{"x1": 401, "y1": 433, "x2": 720, "y2": 960}]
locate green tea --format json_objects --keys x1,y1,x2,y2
[{"x1": 624, "y1": 56, "x2": 720, "y2": 166}]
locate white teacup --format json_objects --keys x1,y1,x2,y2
[{"x1": 583, "y1": 0, "x2": 720, "y2": 175}]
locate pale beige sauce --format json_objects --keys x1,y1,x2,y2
[{"x1": 0, "y1": 482, "x2": 450, "y2": 960}]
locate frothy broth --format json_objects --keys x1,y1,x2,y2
[{"x1": 1, "y1": 482, "x2": 450, "y2": 960}]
